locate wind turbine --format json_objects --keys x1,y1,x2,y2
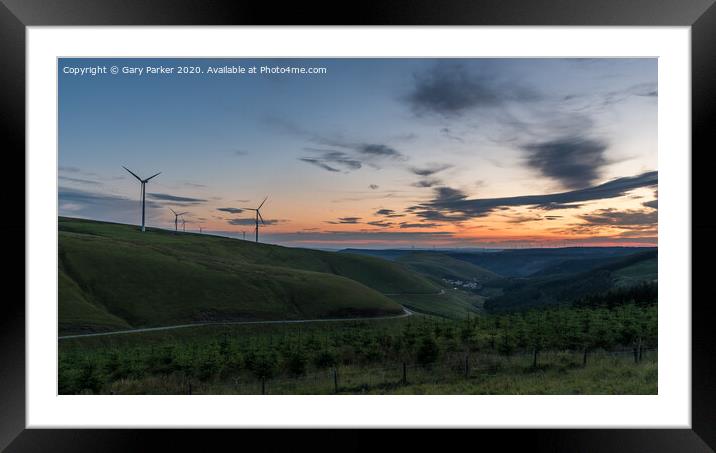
[
  {"x1": 182, "y1": 216, "x2": 187, "y2": 232},
  {"x1": 168, "y1": 208, "x2": 188, "y2": 233},
  {"x1": 240, "y1": 196, "x2": 268, "y2": 243},
  {"x1": 123, "y1": 166, "x2": 161, "y2": 232}
]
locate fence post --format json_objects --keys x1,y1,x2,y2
[
  {"x1": 333, "y1": 368, "x2": 339, "y2": 394},
  {"x1": 638, "y1": 338, "x2": 643, "y2": 362},
  {"x1": 464, "y1": 354, "x2": 469, "y2": 378},
  {"x1": 402, "y1": 362, "x2": 407, "y2": 385},
  {"x1": 261, "y1": 377, "x2": 266, "y2": 395},
  {"x1": 188, "y1": 381, "x2": 192, "y2": 395},
  {"x1": 532, "y1": 348, "x2": 538, "y2": 368},
  {"x1": 583, "y1": 347, "x2": 588, "y2": 367}
]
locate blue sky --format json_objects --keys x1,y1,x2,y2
[{"x1": 58, "y1": 58, "x2": 657, "y2": 248}]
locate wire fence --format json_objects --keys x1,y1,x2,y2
[{"x1": 177, "y1": 347, "x2": 657, "y2": 395}]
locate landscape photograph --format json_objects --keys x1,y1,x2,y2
[{"x1": 58, "y1": 57, "x2": 658, "y2": 395}]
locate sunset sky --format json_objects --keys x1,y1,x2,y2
[{"x1": 58, "y1": 58, "x2": 657, "y2": 249}]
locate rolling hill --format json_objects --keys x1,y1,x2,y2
[
  {"x1": 341, "y1": 247, "x2": 654, "y2": 278},
  {"x1": 483, "y1": 250, "x2": 658, "y2": 313},
  {"x1": 394, "y1": 252, "x2": 501, "y2": 284},
  {"x1": 58, "y1": 217, "x2": 438, "y2": 334}
]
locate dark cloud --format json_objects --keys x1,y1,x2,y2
[
  {"x1": 299, "y1": 150, "x2": 363, "y2": 173},
  {"x1": 366, "y1": 220, "x2": 394, "y2": 228},
  {"x1": 369, "y1": 184, "x2": 379, "y2": 190},
  {"x1": 504, "y1": 214, "x2": 544, "y2": 224},
  {"x1": 271, "y1": 117, "x2": 405, "y2": 173},
  {"x1": 433, "y1": 187, "x2": 469, "y2": 204},
  {"x1": 233, "y1": 150, "x2": 249, "y2": 156},
  {"x1": 147, "y1": 193, "x2": 207, "y2": 204},
  {"x1": 375, "y1": 209, "x2": 395, "y2": 216},
  {"x1": 399, "y1": 222, "x2": 441, "y2": 229},
  {"x1": 418, "y1": 171, "x2": 657, "y2": 220},
  {"x1": 326, "y1": 217, "x2": 362, "y2": 224},
  {"x1": 522, "y1": 137, "x2": 609, "y2": 189},
  {"x1": 412, "y1": 208, "x2": 471, "y2": 223},
  {"x1": 405, "y1": 62, "x2": 538, "y2": 117},
  {"x1": 375, "y1": 209, "x2": 406, "y2": 218},
  {"x1": 227, "y1": 218, "x2": 281, "y2": 226},
  {"x1": 356, "y1": 143, "x2": 401, "y2": 158},
  {"x1": 412, "y1": 178, "x2": 442, "y2": 188},
  {"x1": 579, "y1": 208, "x2": 657, "y2": 227},
  {"x1": 217, "y1": 207, "x2": 244, "y2": 214},
  {"x1": 537, "y1": 202, "x2": 584, "y2": 210},
  {"x1": 299, "y1": 158, "x2": 341, "y2": 172},
  {"x1": 643, "y1": 199, "x2": 658, "y2": 210},
  {"x1": 409, "y1": 163, "x2": 453, "y2": 177}
]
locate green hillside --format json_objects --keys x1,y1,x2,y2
[
  {"x1": 59, "y1": 217, "x2": 436, "y2": 334},
  {"x1": 484, "y1": 251, "x2": 658, "y2": 313},
  {"x1": 395, "y1": 252, "x2": 502, "y2": 284},
  {"x1": 389, "y1": 290, "x2": 484, "y2": 319}
]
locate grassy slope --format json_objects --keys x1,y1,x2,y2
[
  {"x1": 446, "y1": 247, "x2": 653, "y2": 277},
  {"x1": 395, "y1": 252, "x2": 501, "y2": 283},
  {"x1": 484, "y1": 250, "x2": 658, "y2": 313},
  {"x1": 390, "y1": 290, "x2": 484, "y2": 319},
  {"x1": 59, "y1": 217, "x2": 437, "y2": 334}
]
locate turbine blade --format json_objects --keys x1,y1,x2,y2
[
  {"x1": 169, "y1": 208, "x2": 177, "y2": 215},
  {"x1": 258, "y1": 196, "x2": 268, "y2": 209},
  {"x1": 144, "y1": 172, "x2": 161, "y2": 182},
  {"x1": 258, "y1": 211, "x2": 266, "y2": 225},
  {"x1": 122, "y1": 166, "x2": 142, "y2": 181},
  {"x1": 178, "y1": 212, "x2": 188, "y2": 216}
]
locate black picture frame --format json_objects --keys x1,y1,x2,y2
[{"x1": 2, "y1": 0, "x2": 714, "y2": 450}]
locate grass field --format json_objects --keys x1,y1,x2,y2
[{"x1": 59, "y1": 217, "x2": 439, "y2": 334}]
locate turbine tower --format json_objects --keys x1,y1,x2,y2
[
  {"x1": 182, "y1": 216, "x2": 187, "y2": 232},
  {"x1": 123, "y1": 166, "x2": 161, "y2": 232},
  {"x1": 169, "y1": 208, "x2": 188, "y2": 233},
  {"x1": 241, "y1": 196, "x2": 268, "y2": 243}
]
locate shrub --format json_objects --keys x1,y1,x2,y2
[{"x1": 416, "y1": 336, "x2": 440, "y2": 367}]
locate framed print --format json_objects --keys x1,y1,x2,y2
[{"x1": 3, "y1": 0, "x2": 715, "y2": 450}]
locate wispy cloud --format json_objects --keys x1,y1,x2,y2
[
  {"x1": 217, "y1": 207, "x2": 244, "y2": 214},
  {"x1": 409, "y1": 163, "x2": 453, "y2": 177},
  {"x1": 299, "y1": 150, "x2": 362, "y2": 172},
  {"x1": 227, "y1": 218, "x2": 282, "y2": 226},
  {"x1": 326, "y1": 217, "x2": 362, "y2": 224},
  {"x1": 147, "y1": 193, "x2": 207, "y2": 205},
  {"x1": 415, "y1": 171, "x2": 657, "y2": 220},
  {"x1": 578, "y1": 208, "x2": 657, "y2": 227},
  {"x1": 399, "y1": 222, "x2": 440, "y2": 229},
  {"x1": 59, "y1": 176, "x2": 102, "y2": 186},
  {"x1": 366, "y1": 220, "x2": 394, "y2": 228},
  {"x1": 59, "y1": 187, "x2": 162, "y2": 220}
]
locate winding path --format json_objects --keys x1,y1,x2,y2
[{"x1": 58, "y1": 307, "x2": 414, "y2": 340}]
